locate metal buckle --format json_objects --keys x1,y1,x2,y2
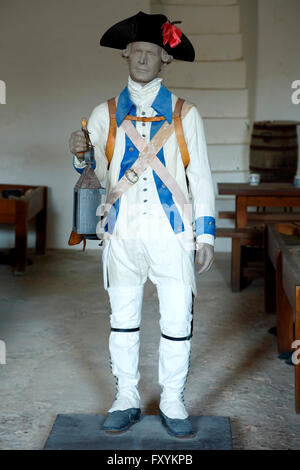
[{"x1": 124, "y1": 168, "x2": 139, "y2": 185}]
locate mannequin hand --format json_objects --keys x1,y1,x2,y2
[
  {"x1": 69, "y1": 130, "x2": 88, "y2": 155},
  {"x1": 196, "y1": 243, "x2": 214, "y2": 275}
]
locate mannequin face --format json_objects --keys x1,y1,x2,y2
[{"x1": 127, "y1": 41, "x2": 163, "y2": 85}]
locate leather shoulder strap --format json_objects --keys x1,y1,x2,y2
[
  {"x1": 106, "y1": 98, "x2": 117, "y2": 167},
  {"x1": 106, "y1": 96, "x2": 191, "y2": 169},
  {"x1": 173, "y1": 98, "x2": 191, "y2": 169}
]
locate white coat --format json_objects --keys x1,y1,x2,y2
[{"x1": 73, "y1": 77, "x2": 216, "y2": 296}]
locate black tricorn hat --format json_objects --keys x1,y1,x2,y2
[{"x1": 100, "y1": 11, "x2": 195, "y2": 62}]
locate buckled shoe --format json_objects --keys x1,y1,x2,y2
[
  {"x1": 102, "y1": 408, "x2": 141, "y2": 433},
  {"x1": 159, "y1": 408, "x2": 195, "y2": 438}
]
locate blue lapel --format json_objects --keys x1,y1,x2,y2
[
  {"x1": 151, "y1": 84, "x2": 172, "y2": 124},
  {"x1": 116, "y1": 83, "x2": 172, "y2": 127},
  {"x1": 107, "y1": 83, "x2": 183, "y2": 236}
]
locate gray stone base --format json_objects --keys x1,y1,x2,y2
[{"x1": 44, "y1": 414, "x2": 232, "y2": 450}]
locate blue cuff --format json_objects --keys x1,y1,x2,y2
[
  {"x1": 195, "y1": 216, "x2": 216, "y2": 239},
  {"x1": 72, "y1": 155, "x2": 96, "y2": 174}
]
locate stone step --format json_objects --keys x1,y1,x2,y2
[
  {"x1": 204, "y1": 118, "x2": 251, "y2": 145},
  {"x1": 163, "y1": 60, "x2": 246, "y2": 89},
  {"x1": 190, "y1": 34, "x2": 243, "y2": 61},
  {"x1": 208, "y1": 144, "x2": 250, "y2": 172},
  {"x1": 171, "y1": 88, "x2": 248, "y2": 117},
  {"x1": 151, "y1": 4, "x2": 240, "y2": 34}
]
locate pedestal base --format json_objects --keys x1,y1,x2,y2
[{"x1": 44, "y1": 414, "x2": 232, "y2": 450}]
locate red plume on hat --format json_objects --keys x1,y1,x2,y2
[{"x1": 161, "y1": 21, "x2": 182, "y2": 48}]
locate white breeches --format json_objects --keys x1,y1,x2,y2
[{"x1": 103, "y1": 238, "x2": 194, "y2": 419}]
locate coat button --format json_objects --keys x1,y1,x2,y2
[{"x1": 129, "y1": 147, "x2": 134, "y2": 152}]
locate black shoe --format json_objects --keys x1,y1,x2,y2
[
  {"x1": 159, "y1": 409, "x2": 195, "y2": 438},
  {"x1": 102, "y1": 408, "x2": 141, "y2": 433}
]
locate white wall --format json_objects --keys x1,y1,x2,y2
[
  {"x1": 0, "y1": 0, "x2": 299, "y2": 252},
  {"x1": 0, "y1": 0, "x2": 149, "y2": 249},
  {"x1": 239, "y1": 0, "x2": 300, "y2": 125},
  {"x1": 254, "y1": 0, "x2": 300, "y2": 121},
  {"x1": 239, "y1": 0, "x2": 258, "y2": 125}
]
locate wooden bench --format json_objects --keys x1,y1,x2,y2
[
  {"x1": 216, "y1": 227, "x2": 264, "y2": 292},
  {"x1": 219, "y1": 210, "x2": 300, "y2": 225},
  {"x1": 217, "y1": 207, "x2": 300, "y2": 292},
  {"x1": 264, "y1": 224, "x2": 300, "y2": 413},
  {"x1": 0, "y1": 184, "x2": 47, "y2": 275}
]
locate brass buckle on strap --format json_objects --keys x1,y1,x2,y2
[{"x1": 124, "y1": 168, "x2": 139, "y2": 185}]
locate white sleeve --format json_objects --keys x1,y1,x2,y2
[{"x1": 183, "y1": 105, "x2": 216, "y2": 247}]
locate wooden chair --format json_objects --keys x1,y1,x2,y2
[
  {"x1": 264, "y1": 224, "x2": 300, "y2": 413},
  {"x1": 217, "y1": 207, "x2": 300, "y2": 292},
  {"x1": 0, "y1": 184, "x2": 47, "y2": 274},
  {"x1": 216, "y1": 227, "x2": 264, "y2": 292}
]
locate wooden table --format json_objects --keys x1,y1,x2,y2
[
  {"x1": 264, "y1": 224, "x2": 300, "y2": 413},
  {"x1": 218, "y1": 183, "x2": 300, "y2": 291},
  {"x1": 218, "y1": 183, "x2": 300, "y2": 228},
  {"x1": 0, "y1": 184, "x2": 47, "y2": 274}
]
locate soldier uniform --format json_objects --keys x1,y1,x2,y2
[{"x1": 73, "y1": 11, "x2": 216, "y2": 436}]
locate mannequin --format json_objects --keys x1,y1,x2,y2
[{"x1": 69, "y1": 12, "x2": 215, "y2": 438}]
